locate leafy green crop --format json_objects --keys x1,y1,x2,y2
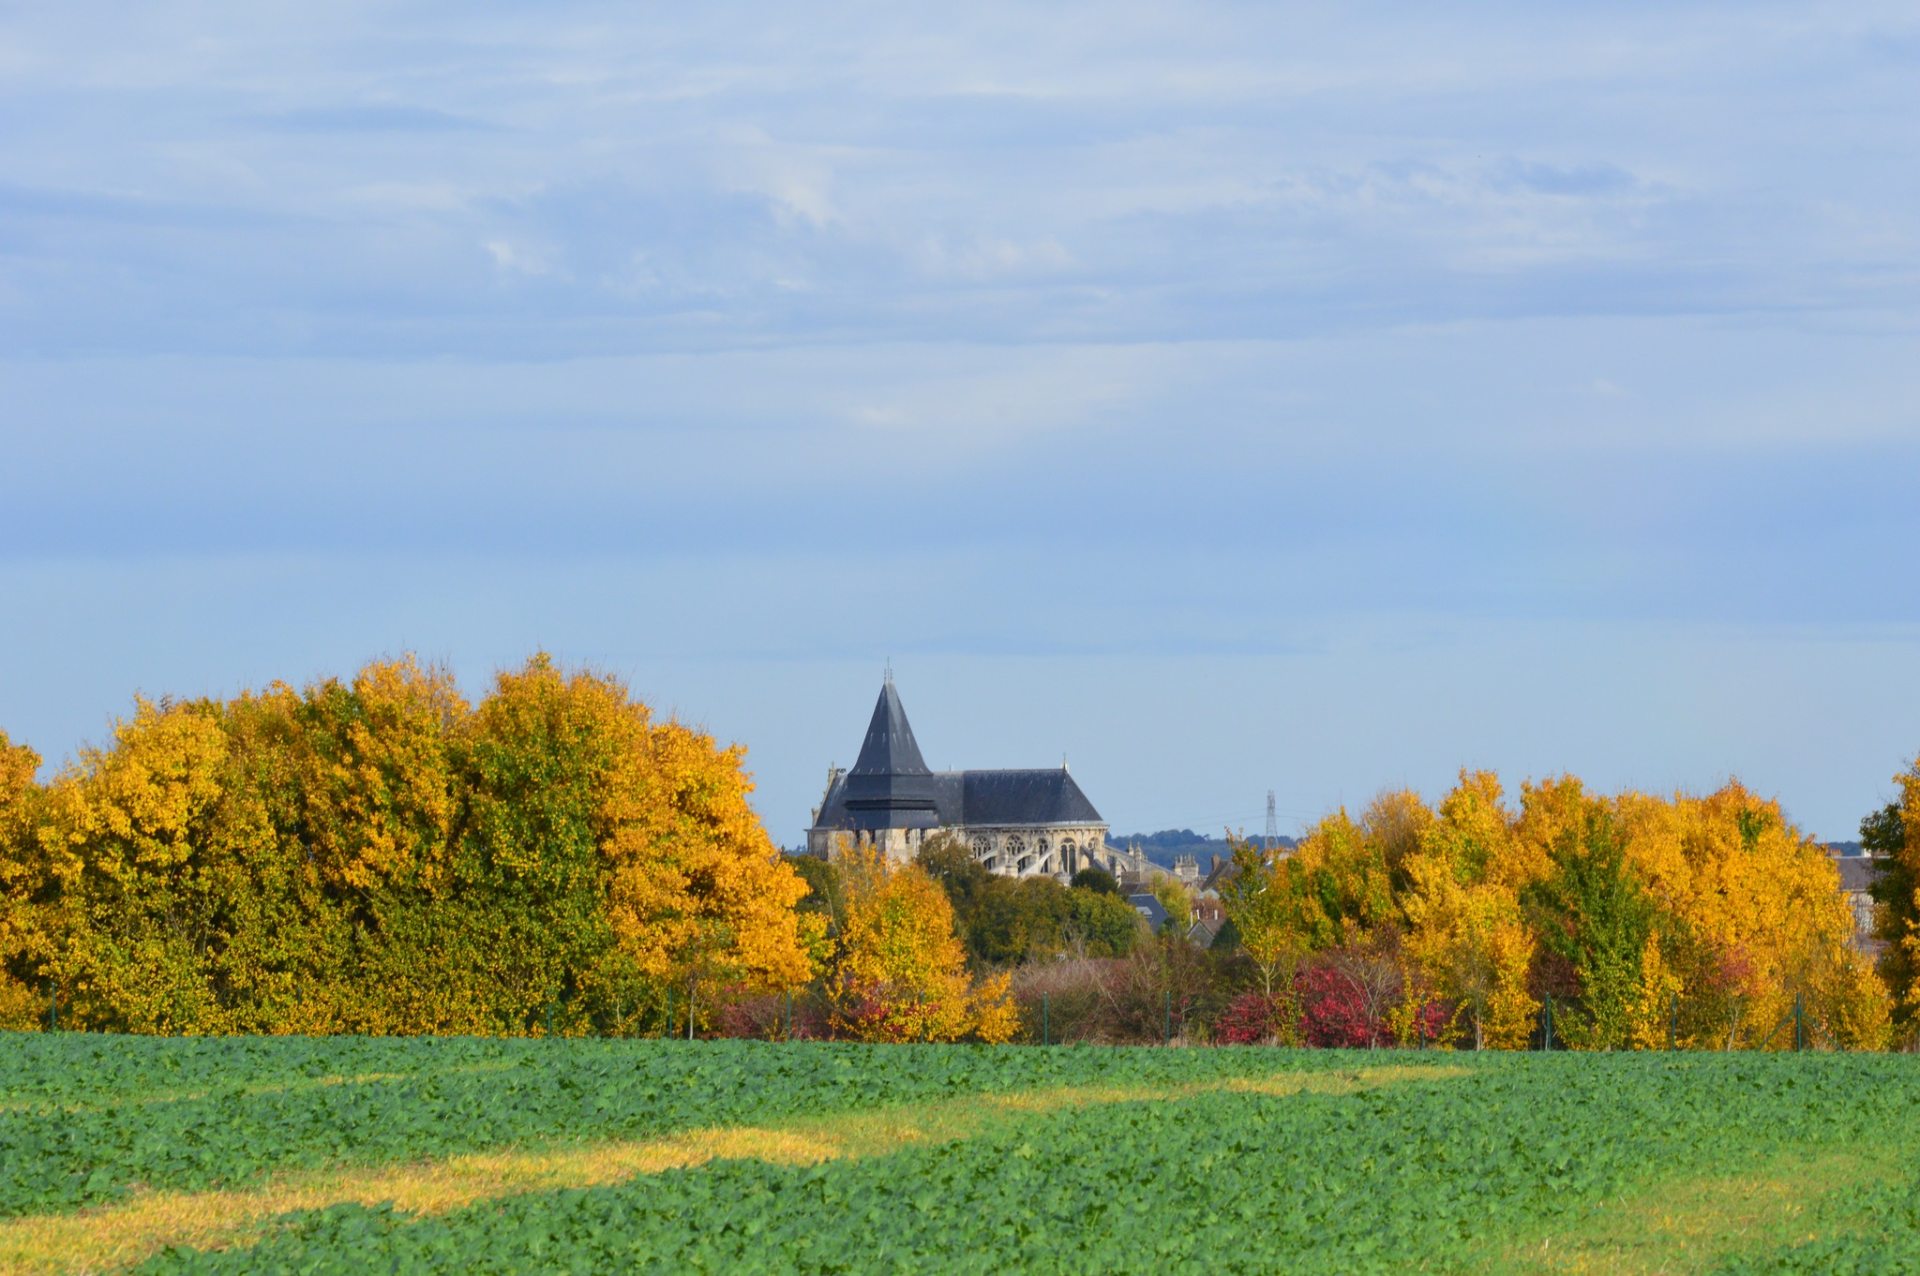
[
  {"x1": 1, "y1": 1034, "x2": 1351, "y2": 1218},
  {"x1": 130, "y1": 1053, "x2": 1920, "y2": 1275},
  {"x1": 9, "y1": 1035, "x2": 1920, "y2": 1273}
]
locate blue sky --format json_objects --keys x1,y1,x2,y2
[{"x1": 4, "y1": 2, "x2": 1918, "y2": 842}]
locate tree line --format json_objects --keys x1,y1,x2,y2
[
  {"x1": 1, "y1": 653, "x2": 1914, "y2": 1049},
  {"x1": 0, "y1": 655, "x2": 1016, "y2": 1042},
  {"x1": 1213, "y1": 770, "x2": 1911, "y2": 1050}
]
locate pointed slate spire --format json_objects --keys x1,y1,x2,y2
[{"x1": 849, "y1": 677, "x2": 930, "y2": 776}]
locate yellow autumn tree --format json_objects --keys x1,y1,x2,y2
[
  {"x1": 1403, "y1": 858, "x2": 1537, "y2": 1049},
  {"x1": 26, "y1": 686, "x2": 365, "y2": 1034},
  {"x1": 1402, "y1": 772, "x2": 1539, "y2": 1049},
  {"x1": 1512, "y1": 775, "x2": 1593, "y2": 883},
  {"x1": 39, "y1": 698, "x2": 236, "y2": 1032},
  {"x1": 1360, "y1": 788, "x2": 1434, "y2": 891},
  {"x1": 201, "y1": 683, "x2": 360, "y2": 1035},
  {"x1": 11, "y1": 653, "x2": 821, "y2": 1038},
  {"x1": 298, "y1": 658, "x2": 468, "y2": 897},
  {"x1": 1279, "y1": 806, "x2": 1402, "y2": 947},
  {"x1": 613, "y1": 719, "x2": 818, "y2": 1019},
  {"x1": 828, "y1": 842, "x2": 1017, "y2": 1043},
  {"x1": 1612, "y1": 782, "x2": 1887, "y2": 1050},
  {"x1": 469, "y1": 655, "x2": 817, "y2": 1035},
  {"x1": 0, "y1": 732, "x2": 45, "y2": 1028}
]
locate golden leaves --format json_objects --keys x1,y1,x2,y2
[
  {"x1": 6, "y1": 652, "x2": 818, "y2": 1035},
  {"x1": 827, "y1": 843, "x2": 1017, "y2": 1044},
  {"x1": 47, "y1": 698, "x2": 228, "y2": 874},
  {"x1": 1232, "y1": 767, "x2": 1889, "y2": 1051},
  {"x1": 0, "y1": 730, "x2": 45, "y2": 1029}
]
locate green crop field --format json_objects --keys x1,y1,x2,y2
[{"x1": 3, "y1": 1036, "x2": 1918, "y2": 1274}]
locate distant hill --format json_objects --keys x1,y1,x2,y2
[{"x1": 1108, "y1": 828, "x2": 1296, "y2": 870}]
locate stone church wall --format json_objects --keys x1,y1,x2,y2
[{"x1": 810, "y1": 823, "x2": 1122, "y2": 881}]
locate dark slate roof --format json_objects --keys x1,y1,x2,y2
[
  {"x1": 812, "y1": 679, "x2": 1105, "y2": 834},
  {"x1": 959, "y1": 769, "x2": 1102, "y2": 825},
  {"x1": 814, "y1": 767, "x2": 1105, "y2": 832},
  {"x1": 850, "y1": 681, "x2": 929, "y2": 776},
  {"x1": 832, "y1": 680, "x2": 942, "y2": 829}
]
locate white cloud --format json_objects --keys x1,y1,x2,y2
[{"x1": 483, "y1": 237, "x2": 554, "y2": 276}]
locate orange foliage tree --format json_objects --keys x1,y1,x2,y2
[
  {"x1": 13, "y1": 654, "x2": 816, "y2": 1036},
  {"x1": 1230, "y1": 768, "x2": 1888, "y2": 1051},
  {"x1": 1610, "y1": 782, "x2": 1887, "y2": 1050},
  {"x1": 826, "y1": 842, "x2": 1017, "y2": 1043},
  {"x1": 1401, "y1": 772, "x2": 1540, "y2": 1050}
]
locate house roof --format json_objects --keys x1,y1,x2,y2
[
  {"x1": 1200, "y1": 856, "x2": 1241, "y2": 895},
  {"x1": 1128, "y1": 893, "x2": 1169, "y2": 929}
]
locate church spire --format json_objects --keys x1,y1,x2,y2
[{"x1": 849, "y1": 676, "x2": 931, "y2": 776}]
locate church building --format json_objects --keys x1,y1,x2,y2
[{"x1": 806, "y1": 676, "x2": 1126, "y2": 880}]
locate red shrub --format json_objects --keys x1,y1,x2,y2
[
  {"x1": 1297, "y1": 964, "x2": 1377, "y2": 1047},
  {"x1": 1404, "y1": 998, "x2": 1451, "y2": 1046},
  {"x1": 1215, "y1": 990, "x2": 1278, "y2": 1045}
]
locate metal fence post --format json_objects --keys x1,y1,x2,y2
[
  {"x1": 785, "y1": 991, "x2": 794, "y2": 1040},
  {"x1": 1164, "y1": 989, "x2": 1172, "y2": 1045},
  {"x1": 48, "y1": 982, "x2": 57, "y2": 1032},
  {"x1": 1794, "y1": 994, "x2": 1804, "y2": 1051},
  {"x1": 664, "y1": 989, "x2": 673, "y2": 1040},
  {"x1": 1543, "y1": 995, "x2": 1554, "y2": 1051},
  {"x1": 1042, "y1": 993, "x2": 1050, "y2": 1046},
  {"x1": 1669, "y1": 993, "x2": 1678, "y2": 1051}
]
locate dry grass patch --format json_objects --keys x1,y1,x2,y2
[
  {"x1": 1494, "y1": 1148, "x2": 1890, "y2": 1276},
  {"x1": 0, "y1": 1062, "x2": 1461, "y2": 1275},
  {"x1": 1218, "y1": 1064, "x2": 1470, "y2": 1097},
  {"x1": 0, "y1": 1126, "x2": 842, "y2": 1275},
  {"x1": 799, "y1": 1063, "x2": 1464, "y2": 1157}
]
